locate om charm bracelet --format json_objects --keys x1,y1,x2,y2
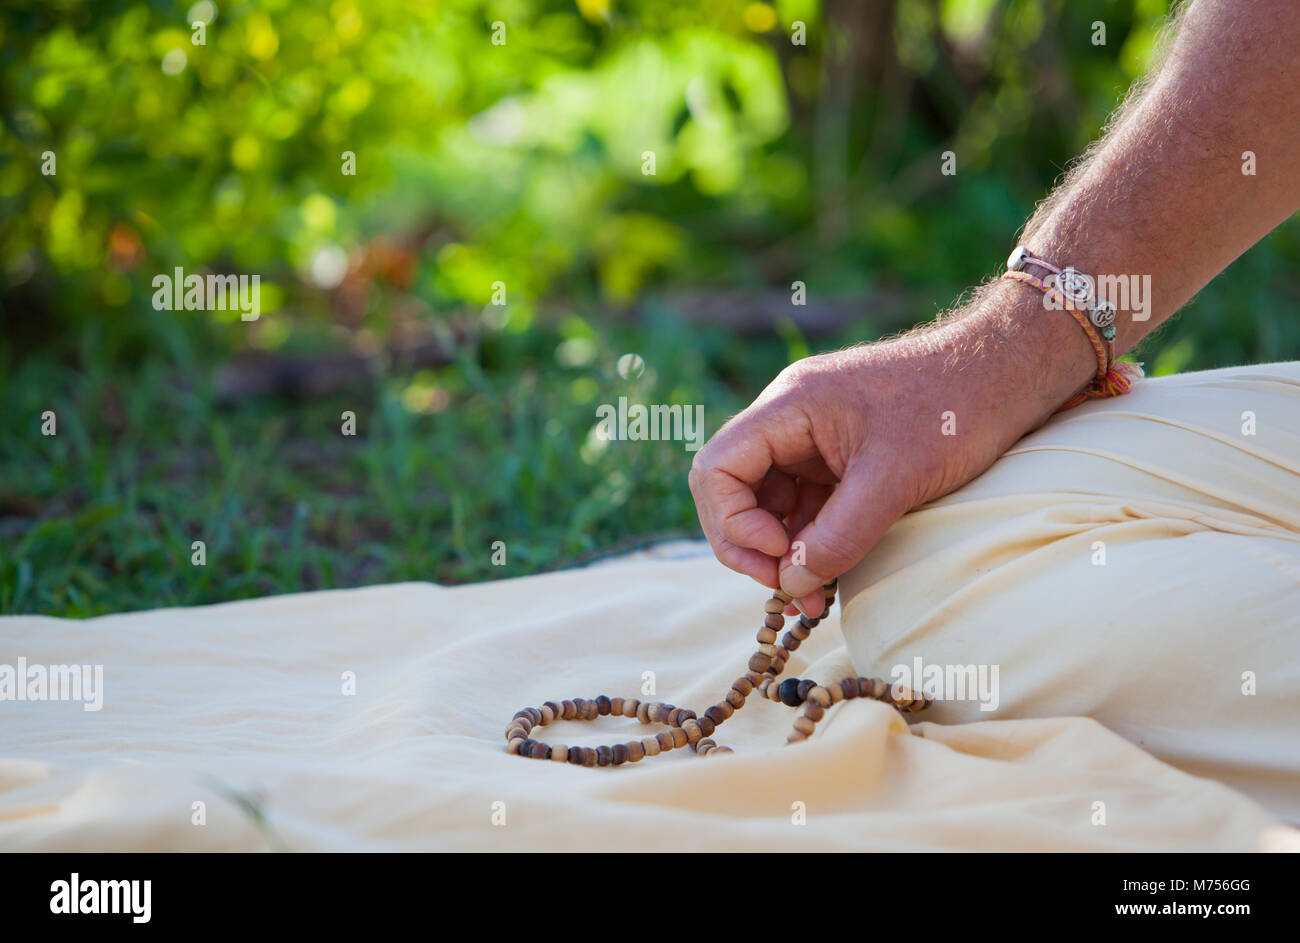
[{"x1": 1003, "y1": 245, "x2": 1144, "y2": 410}]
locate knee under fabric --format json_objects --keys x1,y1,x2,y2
[{"x1": 839, "y1": 361, "x2": 1300, "y2": 821}]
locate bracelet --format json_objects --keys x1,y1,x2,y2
[{"x1": 1002, "y1": 245, "x2": 1143, "y2": 410}]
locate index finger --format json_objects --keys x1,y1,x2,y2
[{"x1": 689, "y1": 426, "x2": 791, "y2": 562}]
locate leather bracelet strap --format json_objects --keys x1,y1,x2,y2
[{"x1": 1003, "y1": 246, "x2": 1143, "y2": 411}]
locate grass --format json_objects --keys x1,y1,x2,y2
[{"x1": 0, "y1": 304, "x2": 797, "y2": 616}]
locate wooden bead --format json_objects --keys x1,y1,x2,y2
[
  {"x1": 779, "y1": 679, "x2": 802, "y2": 707},
  {"x1": 725, "y1": 689, "x2": 745, "y2": 709},
  {"x1": 671, "y1": 727, "x2": 688, "y2": 748},
  {"x1": 781, "y1": 632, "x2": 801, "y2": 652},
  {"x1": 757, "y1": 643, "x2": 777, "y2": 658},
  {"x1": 657, "y1": 731, "x2": 675, "y2": 751},
  {"x1": 756, "y1": 627, "x2": 778, "y2": 645},
  {"x1": 682, "y1": 720, "x2": 702, "y2": 744},
  {"x1": 561, "y1": 700, "x2": 576, "y2": 720},
  {"x1": 612, "y1": 744, "x2": 627, "y2": 765},
  {"x1": 828, "y1": 681, "x2": 845, "y2": 703},
  {"x1": 749, "y1": 653, "x2": 772, "y2": 673},
  {"x1": 790, "y1": 620, "x2": 812, "y2": 640},
  {"x1": 596, "y1": 746, "x2": 613, "y2": 766},
  {"x1": 646, "y1": 702, "x2": 662, "y2": 723},
  {"x1": 732, "y1": 677, "x2": 753, "y2": 696},
  {"x1": 745, "y1": 671, "x2": 764, "y2": 687},
  {"x1": 583, "y1": 748, "x2": 597, "y2": 767},
  {"x1": 809, "y1": 686, "x2": 831, "y2": 708},
  {"x1": 764, "y1": 598, "x2": 785, "y2": 614},
  {"x1": 856, "y1": 678, "x2": 872, "y2": 698},
  {"x1": 567, "y1": 747, "x2": 585, "y2": 765},
  {"x1": 803, "y1": 702, "x2": 825, "y2": 722},
  {"x1": 697, "y1": 716, "x2": 716, "y2": 737},
  {"x1": 636, "y1": 701, "x2": 650, "y2": 723},
  {"x1": 611, "y1": 697, "x2": 624, "y2": 715},
  {"x1": 870, "y1": 678, "x2": 887, "y2": 699},
  {"x1": 774, "y1": 589, "x2": 793, "y2": 603},
  {"x1": 627, "y1": 740, "x2": 645, "y2": 762},
  {"x1": 507, "y1": 739, "x2": 523, "y2": 755},
  {"x1": 793, "y1": 716, "x2": 816, "y2": 736},
  {"x1": 551, "y1": 744, "x2": 568, "y2": 762},
  {"x1": 841, "y1": 678, "x2": 858, "y2": 699},
  {"x1": 539, "y1": 705, "x2": 555, "y2": 724},
  {"x1": 529, "y1": 742, "x2": 550, "y2": 760},
  {"x1": 764, "y1": 613, "x2": 784, "y2": 630},
  {"x1": 596, "y1": 695, "x2": 612, "y2": 716},
  {"x1": 704, "y1": 705, "x2": 727, "y2": 726},
  {"x1": 622, "y1": 698, "x2": 639, "y2": 718},
  {"x1": 796, "y1": 679, "x2": 815, "y2": 701},
  {"x1": 642, "y1": 736, "x2": 661, "y2": 756},
  {"x1": 697, "y1": 738, "x2": 716, "y2": 755}
]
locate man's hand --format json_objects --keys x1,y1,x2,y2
[
  {"x1": 693, "y1": 0, "x2": 1300, "y2": 614},
  {"x1": 689, "y1": 287, "x2": 1094, "y2": 617}
]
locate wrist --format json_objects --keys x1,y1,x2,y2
[{"x1": 934, "y1": 279, "x2": 1099, "y2": 440}]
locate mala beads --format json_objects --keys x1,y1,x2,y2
[{"x1": 504, "y1": 579, "x2": 933, "y2": 765}]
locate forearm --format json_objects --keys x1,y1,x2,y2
[{"x1": 962, "y1": 0, "x2": 1300, "y2": 427}]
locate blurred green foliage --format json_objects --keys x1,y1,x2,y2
[{"x1": 3, "y1": 0, "x2": 1299, "y2": 615}]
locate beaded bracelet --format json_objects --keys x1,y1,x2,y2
[
  {"x1": 504, "y1": 580, "x2": 932, "y2": 765},
  {"x1": 1003, "y1": 245, "x2": 1143, "y2": 410}
]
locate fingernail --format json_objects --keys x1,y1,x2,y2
[{"x1": 780, "y1": 564, "x2": 823, "y2": 599}]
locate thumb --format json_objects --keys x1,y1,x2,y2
[{"x1": 778, "y1": 457, "x2": 907, "y2": 599}]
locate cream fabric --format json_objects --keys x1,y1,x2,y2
[
  {"x1": 841, "y1": 361, "x2": 1300, "y2": 823},
  {"x1": 1, "y1": 531, "x2": 1296, "y2": 849}
]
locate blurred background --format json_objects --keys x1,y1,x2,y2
[{"x1": 3, "y1": 0, "x2": 1298, "y2": 616}]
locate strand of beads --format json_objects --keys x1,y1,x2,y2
[
  {"x1": 504, "y1": 579, "x2": 932, "y2": 765},
  {"x1": 757, "y1": 674, "x2": 932, "y2": 744}
]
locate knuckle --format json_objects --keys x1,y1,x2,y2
[{"x1": 687, "y1": 455, "x2": 710, "y2": 493}]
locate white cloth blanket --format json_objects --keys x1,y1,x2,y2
[{"x1": 1, "y1": 538, "x2": 1295, "y2": 851}]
